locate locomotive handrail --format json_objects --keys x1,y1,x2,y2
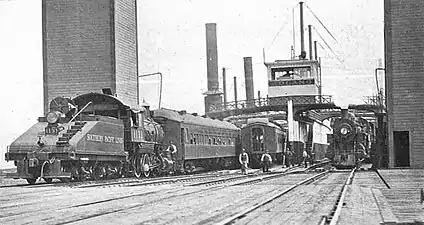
[{"x1": 68, "y1": 101, "x2": 92, "y2": 128}]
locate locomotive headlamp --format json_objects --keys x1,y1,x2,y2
[
  {"x1": 340, "y1": 127, "x2": 349, "y2": 135},
  {"x1": 46, "y1": 111, "x2": 60, "y2": 124}
]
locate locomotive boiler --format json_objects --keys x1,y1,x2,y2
[{"x1": 328, "y1": 109, "x2": 371, "y2": 168}]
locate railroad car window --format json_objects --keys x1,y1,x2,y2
[{"x1": 185, "y1": 128, "x2": 189, "y2": 143}]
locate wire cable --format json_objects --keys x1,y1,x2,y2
[{"x1": 304, "y1": 3, "x2": 339, "y2": 43}]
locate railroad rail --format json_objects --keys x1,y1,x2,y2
[
  {"x1": 214, "y1": 171, "x2": 329, "y2": 225},
  {"x1": 319, "y1": 168, "x2": 356, "y2": 225},
  {"x1": 0, "y1": 169, "x2": 241, "y2": 189}
]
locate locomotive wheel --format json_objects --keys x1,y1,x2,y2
[
  {"x1": 94, "y1": 166, "x2": 106, "y2": 180},
  {"x1": 26, "y1": 178, "x2": 37, "y2": 185},
  {"x1": 142, "y1": 154, "x2": 151, "y2": 178},
  {"x1": 43, "y1": 178, "x2": 53, "y2": 184},
  {"x1": 133, "y1": 156, "x2": 142, "y2": 178},
  {"x1": 184, "y1": 162, "x2": 195, "y2": 173}
]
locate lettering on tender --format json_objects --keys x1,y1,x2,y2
[
  {"x1": 86, "y1": 134, "x2": 103, "y2": 142},
  {"x1": 86, "y1": 134, "x2": 124, "y2": 144}
]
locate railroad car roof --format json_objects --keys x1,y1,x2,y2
[
  {"x1": 73, "y1": 92, "x2": 144, "y2": 112},
  {"x1": 153, "y1": 108, "x2": 239, "y2": 130}
]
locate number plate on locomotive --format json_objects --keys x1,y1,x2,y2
[{"x1": 45, "y1": 126, "x2": 59, "y2": 135}]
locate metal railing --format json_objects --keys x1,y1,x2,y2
[
  {"x1": 363, "y1": 95, "x2": 385, "y2": 107},
  {"x1": 209, "y1": 95, "x2": 333, "y2": 113},
  {"x1": 68, "y1": 101, "x2": 92, "y2": 129}
]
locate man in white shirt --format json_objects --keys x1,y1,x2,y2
[
  {"x1": 239, "y1": 149, "x2": 249, "y2": 175},
  {"x1": 261, "y1": 150, "x2": 272, "y2": 172}
]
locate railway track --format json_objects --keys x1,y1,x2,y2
[
  {"x1": 319, "y1": 168, "x2": 356, "y2": 225},
  {"x1": 0, "y1": 163, "x2": 333, "y2": 225},
  {"x1": 187, "y1": 166, "x2": 302, "y2": 187},
  {"x1": 0, "y1": 160, "x2": 329, "y2": 189},
  {"x1": 209, "y1": 171, "x2": 330, "y2": 225},
  {"x1": 0, "y1": 166, "x2": 302, "y2": 224},
  {"x1": 319, "y1": 165, "x2": 393, "y2": 225},
  {"x1": 0, "y1": 169, "x2": 242, "y2": 189}
]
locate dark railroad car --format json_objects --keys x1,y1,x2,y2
[
  {"x1": 240, "y1": 118, "x2": 286, "y2": 168},
  {"x1": 153, "y1": 109, "x2": 240, "y2": 172}
]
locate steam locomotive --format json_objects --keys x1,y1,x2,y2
[
  {"x1": 327, "y1": 109, "x2": 372, "y2": 168},
  {"x1": 5, "y1": 92, "x2": 240, "y2": 184}
]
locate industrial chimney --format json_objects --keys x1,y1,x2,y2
[
  {"x1": 203, "y1": 23, "x2": 222, "y2": 113},
  {"x1": 244, "y1": 57, "x2": 254, "y2": 106}
]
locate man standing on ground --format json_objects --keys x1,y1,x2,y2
[
  {"x1": 239, "y1": 149, "x2": 249, "y2": 175},
  {"x1": 302, "y1": 149, "x2": 308, "y2": 168},
  {"x1": 261, "y1": 150, "x2": 272, "y2": 172}
]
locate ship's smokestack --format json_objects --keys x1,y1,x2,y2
[
  {"x1": 299, "y1": 2, "x2": 305, "y2": 55},
  {"x1": 204, "y1": 23, "x2": 222, "y2": 113},
  {"x1": 308, "y1": 25, "x2": 313, "y2": 60},
  {"x1": 243, "y1": 57, "x2": 254, "y2": 106},
  {"x1": 314, "y1": 41, "x2": 318, "y2": 60}
]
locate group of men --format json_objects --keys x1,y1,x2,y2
[
  {"x1": 238, "y1": 148, "x2": 314, "y2": 174},
  {"x1": 238, "y1": 148, "x2": 273, "y2": 174},
  {"x1": 164, "y1": 141, "x2": 314, "y2": 174}
]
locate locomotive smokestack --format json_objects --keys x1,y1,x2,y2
[
  {"x1": 341, "y1": 109, "x2": 349, "y2": 119},
  {"x1": 204, "y1": 23, "x2": 222, "y2": 113},
  {"x1": 243, "y1": 57, "x2": 254, "y2": 106},
  {"x1": 299, "y1": 2, "x2": 305, "y2": 55}
]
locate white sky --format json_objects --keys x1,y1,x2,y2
[{"x1": 0, "y1": 0, "x2": 384, "y2": 168}]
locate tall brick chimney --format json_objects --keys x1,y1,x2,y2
[
  {"x1": 203, "y1": 23, "x2": 222, "y2": 113},
  {"x1": 42, "y1": 0, "x2": 138, "y2": 113}
]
